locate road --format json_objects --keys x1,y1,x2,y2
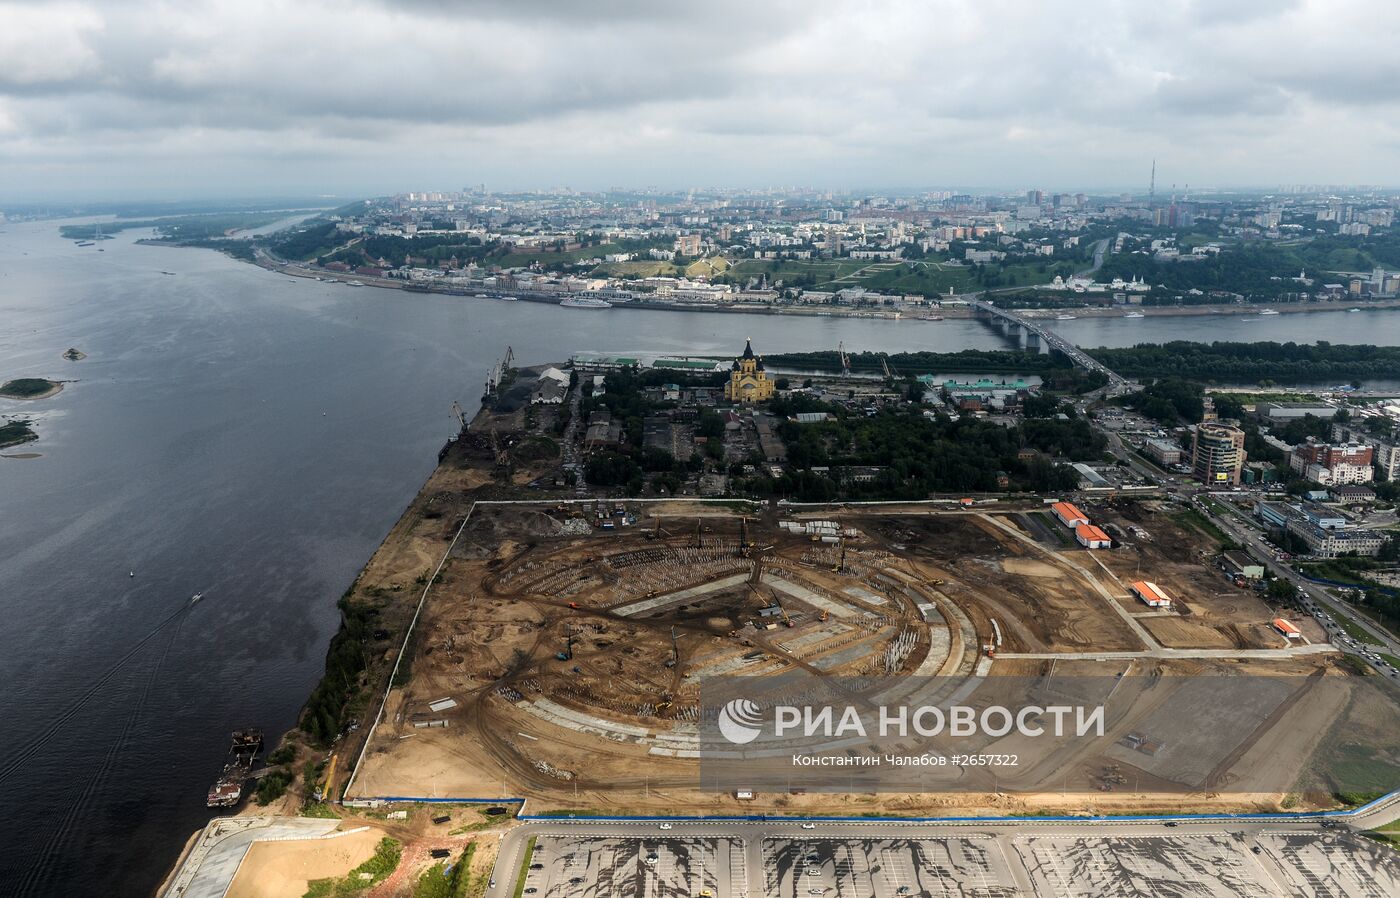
[
  {"x1": 1091, "y1": 412, "x2": 1400, "y2": 680},
  {"x1": 1195, "y1": 492, "x2": 1400, "y2": 672},
  {"x1": 1076, "y1": 237, "x2": 1111, "y2": 277}
]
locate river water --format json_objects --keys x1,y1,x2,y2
[{"x1": 1, "y1": 220, "x2": 1398, "y2": 896}]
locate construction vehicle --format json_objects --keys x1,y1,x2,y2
[
  {"x1": 738, "y1": 517, "x2": 750, "y2": 558},
  {"x1": 665, "y1": 626, "x2": 679, "y2": 668},
  {"x1": 556, "y1": 636, "x2": 576, "y2": 661},
  {"x1": 819, "y1": 610, "x2": 829, "y2": 623},
  {"x1": 566, "y1": 601, "x2": 579, "y2": 609}
]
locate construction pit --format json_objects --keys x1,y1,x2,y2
[{"x1": 346, "y1": 501, "x2": 1388, "y2": 816}]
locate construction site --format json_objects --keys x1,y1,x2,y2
[{"x1": 341, "y1": 428, "x2": 1389, "y2": 815}]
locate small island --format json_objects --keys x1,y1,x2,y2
[
  {"x1": 63, "y1": 348, "x2": 86, "y2": 361},
  {"x1": 0, "y1": 378, "x2": 63, "y2": 400},
  {"x1": 0, "y1": 419, "x2": 38, "y2": 449}
]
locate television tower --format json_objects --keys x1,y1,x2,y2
[{"x1": 1149, "y1": 159, "x2": 1156, "y2": 203}]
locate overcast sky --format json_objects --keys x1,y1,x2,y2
[{"x1": 2, "y1": 0, "x2": 1398, "y2": 201}]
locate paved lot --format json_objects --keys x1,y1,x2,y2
[
  {"x1": 765, "y1": 838, "x2": 1019, "y2": 898},
  {"x1": 1014, "y1": 834, "x2": 1275, "y2": 898},
  {"x1": 163, "y1": 816, "x2": 343, "y2": 898},
  {"x1": 523, "y1": 835, "x2": 746, "y2": 898},
  {"x1": 1259, "y1": 832, "x2": 1400, "y2": 898},
  {"x1": 499, "y1": 824, "x2": 1399, "y2": 898}
]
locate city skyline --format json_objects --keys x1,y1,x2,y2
[{"x1": 4, "y1": 0, "x2": 1400, "y2": 200}]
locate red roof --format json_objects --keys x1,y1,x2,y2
[
  {"x1": 1131, "y1": 580, "x2": 1171, "y2": 603},
  {"x1": 1052, "y1": 501, "x2": 1089, "y2": 522},
  {"x1": 1273, "y1": 618, "x2": 1301, "y2": 635},
  {"x1": 1076, "y1": 524, "x2": 1111, "y2": 543}
]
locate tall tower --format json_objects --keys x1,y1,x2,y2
[{"x1": 1149, "y1": 159, "x2": 1156, "y2": 203}]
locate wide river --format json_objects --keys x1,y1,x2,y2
[{"x1": 1, "y1": 219, "x2": 1397, "y2": 896}]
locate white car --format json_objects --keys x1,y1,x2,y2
[
  {"x1": 800, "y1": 823, "x2": 817, "y2": 829},
  {"x1": 658, "y1": 823, "x2": 673, "y2": 830}
]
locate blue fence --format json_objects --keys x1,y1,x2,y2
[{"x1": 350, "y1": 789, "x2": 1400, "y2": 825}]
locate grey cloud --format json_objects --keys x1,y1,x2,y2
[{"x1": 1, "y1": 0, "x2": 1399, "y2": 199}]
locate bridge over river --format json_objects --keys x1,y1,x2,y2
[{"x1": 970, "y1": 300, "x2": 1132, "y2": 394}]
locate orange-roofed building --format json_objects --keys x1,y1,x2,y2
[
  {"x1": 1051, "y1": 501, "x2": 1089, "y2": 528},
  {"x1": 1130, "y1": 580, "x2": 1173, "y2": 608},
  {"x1": 1075, "y1": 524, "x2": 1113, "y2": 549}
]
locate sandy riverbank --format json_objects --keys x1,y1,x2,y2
[{"x1": 224, "y1": 827, "x2": 384, "y2": 898}]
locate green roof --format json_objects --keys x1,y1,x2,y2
[{"x1": 654, "y1": 358, "x2": 720, "y2": 370}]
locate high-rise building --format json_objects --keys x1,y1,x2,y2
[{"x1": 1192, "y1": 422, "x2": 1247, "y2": 486}]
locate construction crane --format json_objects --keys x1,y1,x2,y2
[
  {"x1": 556, "y1": 635, "x2": 575, "y2": 662},
  {"x1": 881, "y1": 355, "x2": 893, "y2": 379},
  {"x1": 665, "y1": 626, "x2": 679, "y2": 669},
  {"x1": 450, "y1": 401, "x2": 468, "y2": 434},
  {"x1": 738, "y1": 517, "x2": 750, "y2": 558},
  {"x1": 838, "y1": 341, "x2": 851, "y2": 376},
  {"x1": 830, "y1": 539, "x2": 846, "y2": 573}
]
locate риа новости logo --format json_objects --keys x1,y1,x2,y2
[{"x1": 717, "y1": 697, "x2": 764, "y2": 744}]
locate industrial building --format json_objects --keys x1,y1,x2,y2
[
  {"x1": 1071, "y1": 462, "x2": 1110, "y2": 489},
  {"x1": 1273, "y1": 618, "x2": 1302, "y2": 640},
  {"x1": 1191, "y1": 421, "x2": 1247, "y2": 486},
  {"x1": 1221, "y1": 550, "x2": 1265, "y2": 580},
  {"x1": 1051, "y1": 501, "x2": 1089, "y2": 528},
  {"x1": 1253, "y1": 500, "x2": 1388, "y2": 558},
  {"x1": 1075, "y1": 524, "x2": 1112, "y2": 549},
  {"x1": 1260, "y1": 401, "x2": 1336, "y2": 421},
  {"x1": 1145, "y1": 438, "x2": 1182, "y2": 466},
  {"x1": 1130, "y1": 580, "x2": 1173, "y2": 608}
]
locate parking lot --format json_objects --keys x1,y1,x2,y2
[
  {"x1": 1259, "y1": 832, "x2": 1400, "y2": 898},
  {"x1": 764, "y1": 838, "x2": 1019, "y2": 898},
  {"x1": 1015, "y1": 834, "x2": 1278, "y2": 898},
  {"x1": 521, "y1": 835, "x2": 746, "y2": 898},
  {"x1": 508, "y1": 828, "x2": 1399, "y2": 898}
]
